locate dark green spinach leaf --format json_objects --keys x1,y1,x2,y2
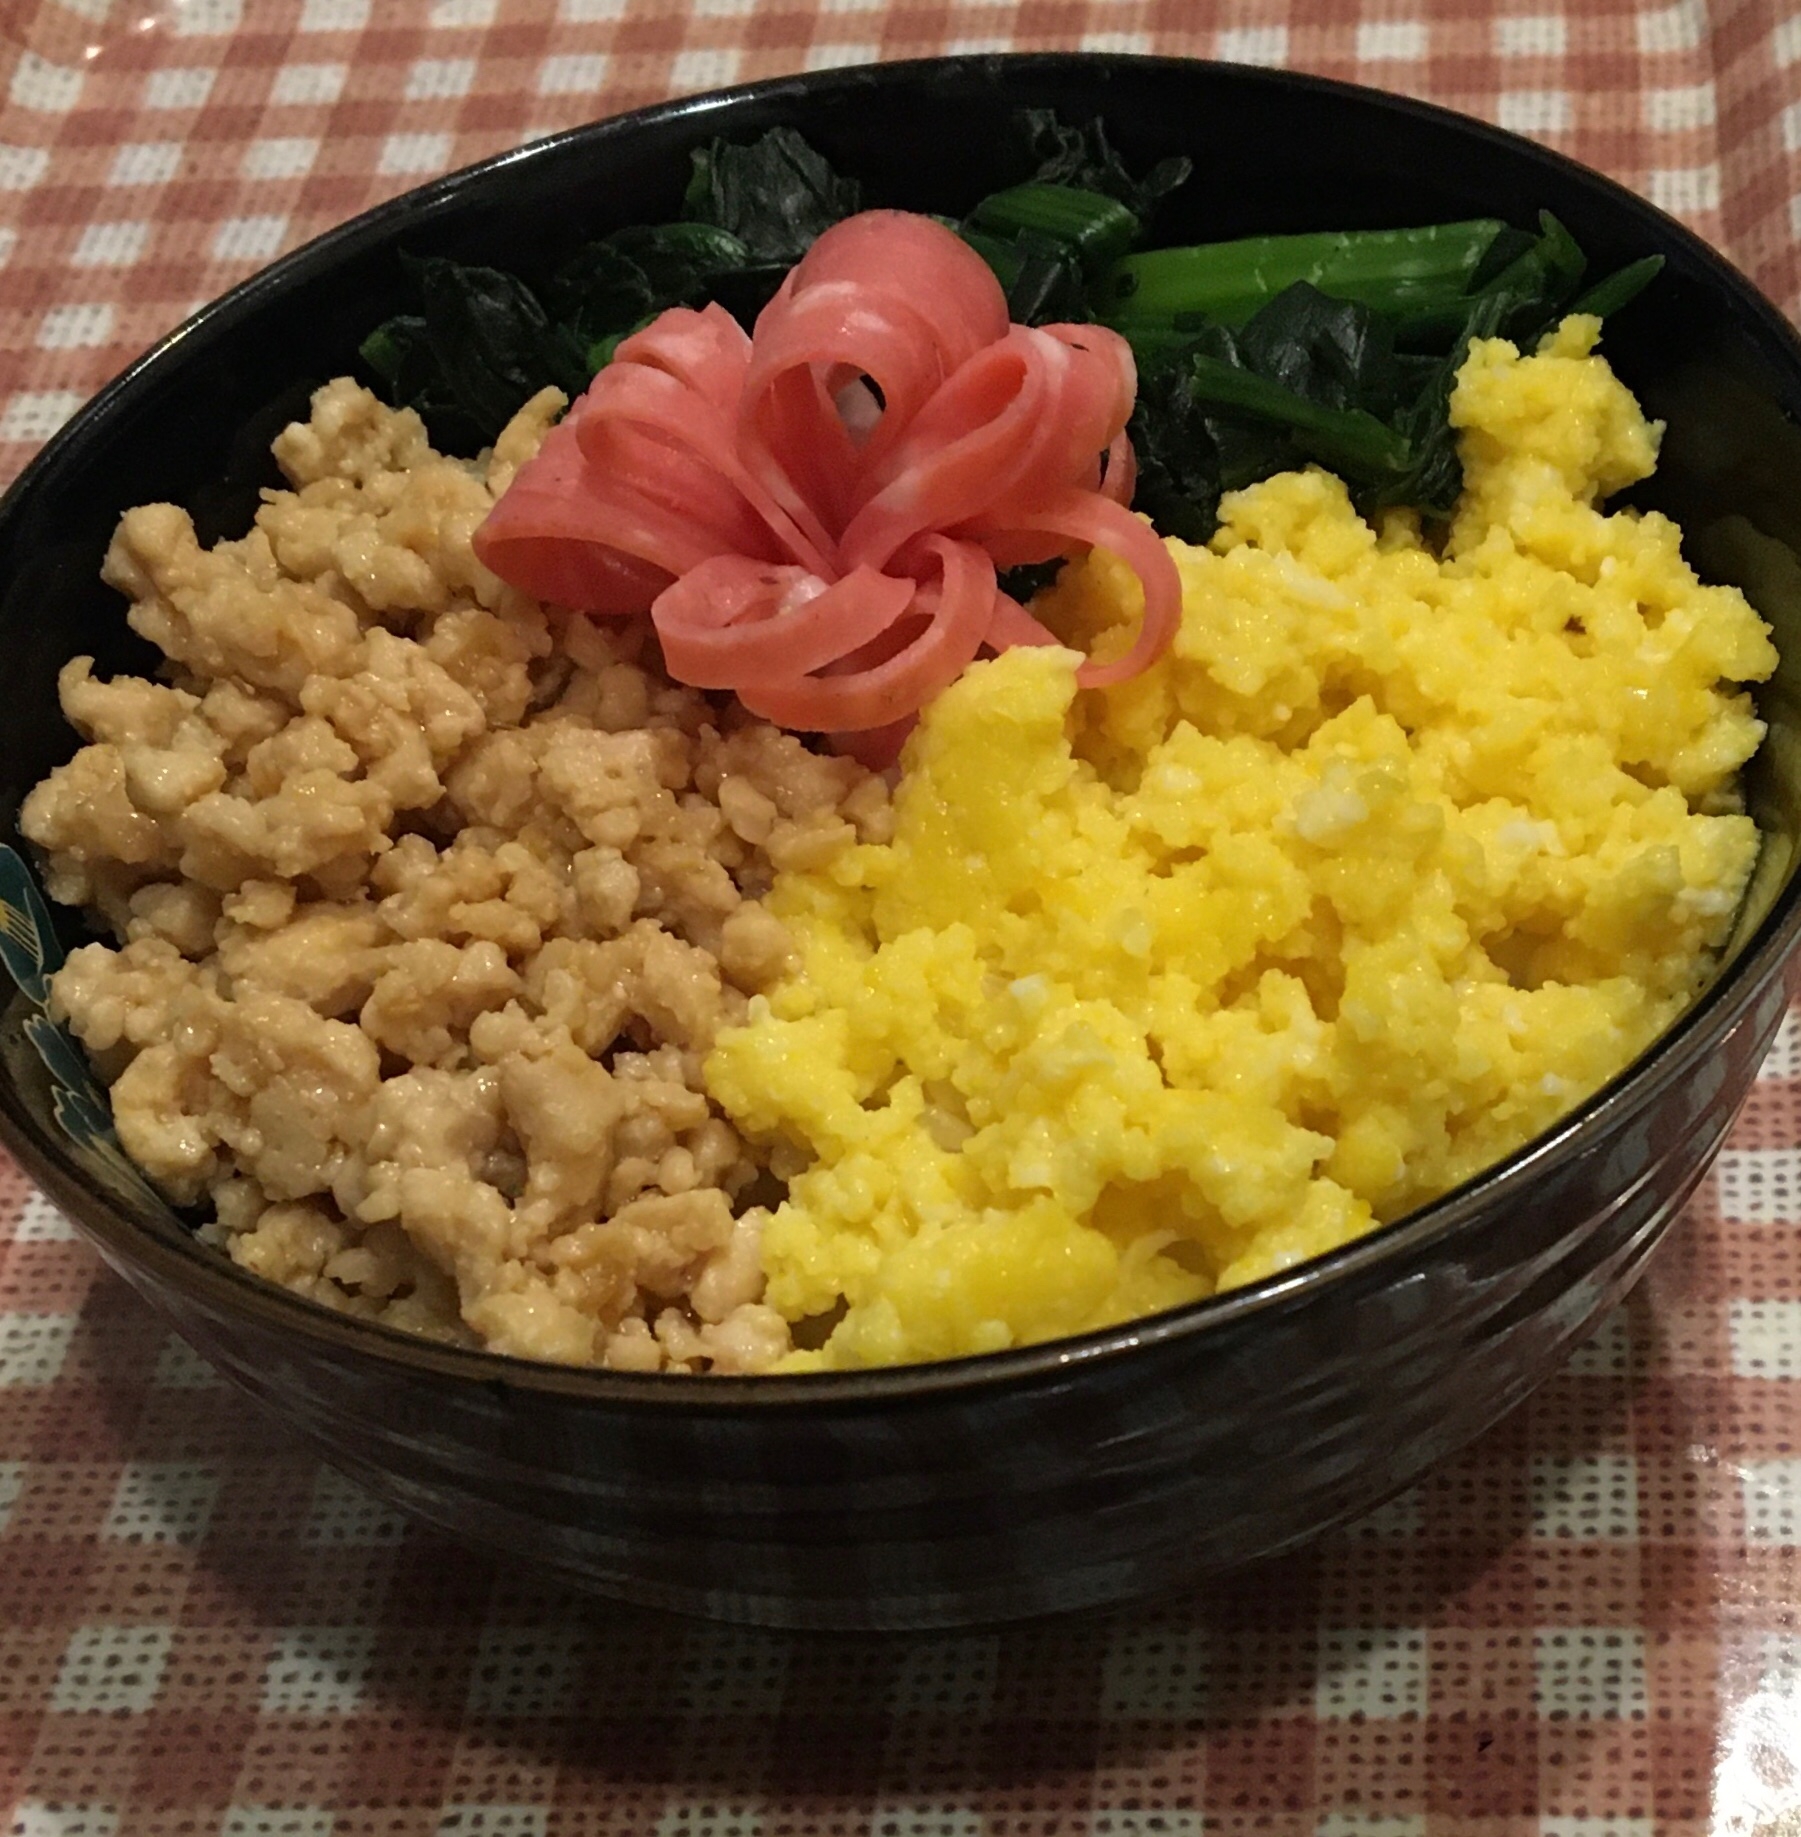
[
  {"x1": 1010, "y1": 109, "x2": 1192, "y2": 223},
  {"x1": 957, "y1": 111, "x2": 1193, "y2": 327},
  {"x1": 363, "y1": 127, "x2": 875, "y2": 445},
  {"x1": 998, "y1": 558, "x2": 1068, "y2": 603},
  {"x1": 682, "y1": 124, "x2": 863, "y2": 266},
  {"x1": 360, "y1": 254, "x2": 590, "y2": 451},
  {"x1": 1125, "y1": 358, "x2": 1230, "y2": 547}
]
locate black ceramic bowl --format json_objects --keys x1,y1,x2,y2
[{"x1": 4, "y1": 54, "x2": 1801, "y2": 1631}]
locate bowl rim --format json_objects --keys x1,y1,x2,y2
[{"x1": 5, "y1": 48, "x2": 1800, "y2": 1409}]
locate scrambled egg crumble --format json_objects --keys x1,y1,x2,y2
[{"x1": 705, "y1": 317, "x2": 1777, "y2": 1371}]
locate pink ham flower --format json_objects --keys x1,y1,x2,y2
[{"x1": 472, "y1": 208, "x2": 1181, "y2": 753}]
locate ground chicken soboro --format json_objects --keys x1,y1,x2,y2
[{"x1": 21, "y1": 378, "x2": 890, "y2": 1373}]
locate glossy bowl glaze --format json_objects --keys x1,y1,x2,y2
[{"x1": 3, "y1": 54, "x2": 1801, "y2": 1630}]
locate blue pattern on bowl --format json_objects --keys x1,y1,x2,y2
[{"x1": 0, "y1": 843, "x2": 161, "y2": 1209}]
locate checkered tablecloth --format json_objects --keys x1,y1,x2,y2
[{"x1": 3, "y1": 1, "x2": 1801, "y2": 1831}]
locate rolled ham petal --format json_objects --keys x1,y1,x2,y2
[
  {"x1": 737, "y1": 214, "x2": 1008, "y2": 546},
  {"x1": 652, "y1": 558, "x2": 914, "y2": 688},
  {"x1": 831, "y1": 715, "x2": 915, "y2": 771},
  {"x1": 474, "y1": 410, "x2": 770, "y2": 602},
  {"x1": 837, "y1": 331, "x2": 1056, "y2": 572},
  {"x1": 769, "y1": 211, "x2": 1010, "y2": 375},
  {"x1": 739, "y1": 286, "x2": 957, "y2": 534},
  {"x1": 971, "y1": 488, "x2": 1182, "y2": 690},
  {"x1": 575, "y1": 420, "x2": 781, "y2": 564},
  {"x1": 736, "y1": 535, "x2": 998, "y2": 732},
  {"x1": 608, "y1": 302, "x2": 754, "y2": 402},
  {"x1": 473, "y1": 522, "x2": 671, "y2": 615},
  {"x1": 985, "y1": 593, "x2": 1065, "y2": 653},
  {"x1": 472, "y1": 418, "x2": 675, "y2": 613},
  {"x1": 843, "y1": 321, "x2": 1137, "y2": 572},
  {"x1": 572, "y1": 335, "x2": 836, "y2": 576},
  {"x1": 469, "y1": 306, "x2": 797, "y2": 600},
  {"x1": 959, "y1": 324, "x2": 1136, "y2": 529},
  {"x1": 571, "y1": 306, "x2": 752, "y2": 493},
  {"x1": 1099, "y1": 430, "x2": 1137, "y2": 507},
  {"x1": 1046, "y1": 324, "x2": 1137, "y2": 447}
]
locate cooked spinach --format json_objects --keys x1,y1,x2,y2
[
  {"x1": 1099, "y1": 218, "x2": 1510, "y2": 346},
  {"x1": 357, "y1": 119, "x2": 1663, "y2": 548},
  {"x1": 544, "y1": 221, "x2": 753, "y2": 367},
  {"x1": 997, "y1": 558, "x2": 1070, "y2": 603},
  {"x1": 1126, "y1": 211, "x2": 1664, "y2": 533},
  {"x1": 1128, "y1": 287, "x2": 1420, "y2": 547},
  {"x1": 1125, "y1": 357, "x2": 1231, "y2": 546},
  {"x1": 682, "y1": 124, "x2": 863, "y2": 265},
  {"x1": 1008, "y1": 108, "x2": 1192, "y2": 223},
  {"x1": 958, "y1": 225, "x2": 1091, "y2": 326},
  {"x1": 957, "y1": 115, "x2": 1191, "y2": 328},
  {"x1": 360, "y1": 115, "x2": 1186, "y2": 440},
  {"x1": 362, "y1": 126, "x2": 870, "y2": 444},
  {"x1": 360, "y1": 254, "x2": 592, "y2": 454},
  {"x1": 1569, "y1": 254, "x2": 1665, "y2": 320}
]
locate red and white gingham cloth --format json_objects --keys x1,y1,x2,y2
[{"x1": 2, "y1": 3, "x2": 1801, "y2": 1832}]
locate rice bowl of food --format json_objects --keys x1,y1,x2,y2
[{"x1": 2, "y1": 53, "x2": 1799, "y2": 1628}]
